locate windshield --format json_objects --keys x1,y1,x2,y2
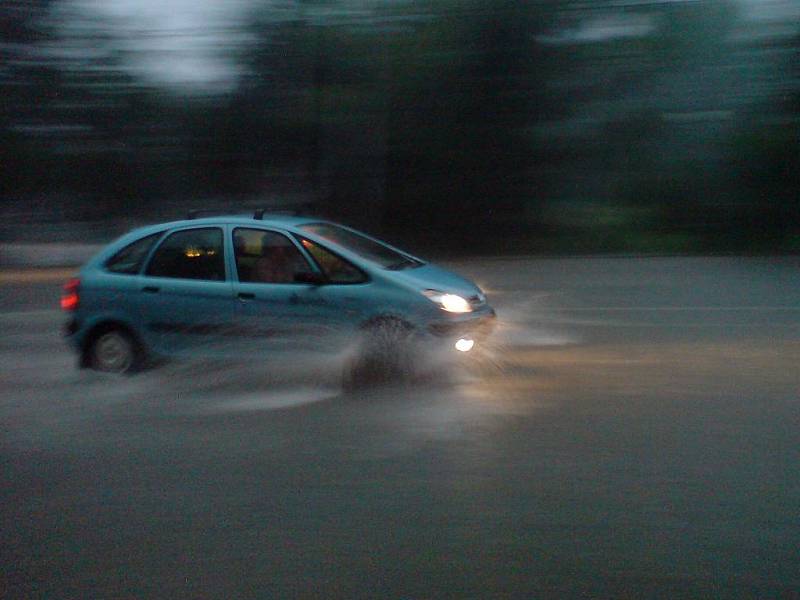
[{"x1": 298, "y1": 223, "x2": 422, "y2": 270}]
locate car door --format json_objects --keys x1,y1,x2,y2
[
  {"x1": 293, "y1": 235, "x2": 373, "y2": 341},
  {"x1": 231, "y1": 227, "x2": 355, "y2": 357},
  {"x1": 137, "y1": 226, "x2": 235, "y2": 356}
]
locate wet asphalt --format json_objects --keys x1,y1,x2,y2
[{"x1": 2, "y1": 256, "x2": 799, "y2": 598}]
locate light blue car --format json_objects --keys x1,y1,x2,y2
[{"x1": 62, "y1": 210, "x2": 496, "y2": 380}]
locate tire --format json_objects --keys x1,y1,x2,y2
[
  {"x1": 344, "y1": 318, "x2": 415, "y2": 389},
  {"x1": 87, "y1": 328, "x2": 139, "y2": 374}
]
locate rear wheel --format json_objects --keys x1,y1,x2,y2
[{"x1": 87, "y1": 328, "x2": 139, "y2": 374}]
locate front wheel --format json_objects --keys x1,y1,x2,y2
[
  {"x1": 343, "y1": 318, "x2": 415, "y2": 389},
  {"x1": 88, "y1": 328, "x2": 139, "y2": 374}
]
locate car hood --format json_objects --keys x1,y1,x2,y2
[{"x1": 388, "y1": 262, "x2": 481, "y2": 297}]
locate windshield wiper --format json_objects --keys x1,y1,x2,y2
[{"x1": 385, "y1": 257, "x2": 421, "y2": 270}]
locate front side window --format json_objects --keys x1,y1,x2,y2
[
  {"x1": 145, "y1": 228, "x2": 225, "y2": 281},
  {"x1": 105, "y1": 232, "x2": 161, "y2": 274},
  {"x1": 298, "y1": 238, "x2": 366, "y2": 284},
  {"x1": 233, "y1": 228, "x2": 311, "y2": 284}
]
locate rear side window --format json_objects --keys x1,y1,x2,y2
[
  {"x1": 145, "y1": 228, "x2": 225, "y2": 281},
  {"x1": 105, "y1": 232, "x2": 161, "y2": 274}
]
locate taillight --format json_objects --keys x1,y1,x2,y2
[{"x1": 61, "y1": 278, "x2": 80, "y2": 311}]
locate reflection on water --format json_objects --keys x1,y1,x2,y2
[{"x1": 207, "y1": 387, "x2": 338, "y2": 413}]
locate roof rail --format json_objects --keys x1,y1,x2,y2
[
  {"x1": 253, "y1": 202, "x2": 316, "y2": 220},
  {"x1": 186, "y1": 202, "x2": 316, "y2": 221},
  {"x1": 186, "y1": 208, "x2": 235, "y2": 220}
]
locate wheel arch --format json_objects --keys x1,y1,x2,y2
[
  {"x1": 359, "y1": 313, "x2": 415, "y2": 332},
  {"x1": 79, "y1": 319, "x2": 146, "y2": 369}
]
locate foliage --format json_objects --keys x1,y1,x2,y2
[{"x1": 0, "y1": 0, "x2": 798, "y2": 253}]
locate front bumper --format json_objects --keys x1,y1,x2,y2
[{"x1": 427, "y1": 308, "x2": 496, "y2": 342}]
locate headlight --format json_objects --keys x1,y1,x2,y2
[{"x1": 422, "y1": 290, "x2": 473, "y2": 313}]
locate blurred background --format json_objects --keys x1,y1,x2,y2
[{"x1": 2, "y1": 0, "x2": 799, "y2": 255}]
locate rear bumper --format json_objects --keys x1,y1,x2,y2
[
  {"x1": 64, "y1": 318, "x2": 79, "y2": 336},
  {"x1": 63, "y1": 318, "x2": 83, "y2": 351}
]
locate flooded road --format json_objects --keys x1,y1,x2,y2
[{"x1": 2, "y1": 257, "x2": 799, "y2": 598}]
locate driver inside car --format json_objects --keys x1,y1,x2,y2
[{"x1": 252, "y1": 236, "x2": 301, "y2": 283}]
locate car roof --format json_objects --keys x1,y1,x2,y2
[
  {"x1": 91, "y1": 214, "x2": 322, "y2": 262},
  {"x1": 181, "y1": 214, "x2": 318, "y2": 228},
  {"x1": 131, "y1": 214, "x2": 322, "y2": 236},
  {"x1": 89, "y1": 212, "x2": 426, "y2": 273}
]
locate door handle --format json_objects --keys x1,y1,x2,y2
[
  {"x1": 142, "y1": 286, "x2": 160, "y2": 293},
  {"x1": 238, "y1": 292, "x2": 255, "y2": 300}
]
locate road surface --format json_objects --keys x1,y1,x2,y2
[{"x1": 2, "y1": 257, "x2": 799, "y2": 598}]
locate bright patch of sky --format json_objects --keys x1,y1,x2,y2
[
  {"x1": 538, "y1": 0, "x2": 799, "y2": 46},
  {"x1": 733, "y1": 0, "x2": 800, "y2": 39},
  {"x1": 536, "y1": 13, "x2": 656, "y2": 45},
  {"x1": 735, "y1": 0, "x2": 800, "y2": 22},
  {"x1": 53, "y1": 0, "x2": 261, "y2": 93}
]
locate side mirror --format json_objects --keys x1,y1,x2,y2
[{"x1": 294, "y1": 271, "x2": 326, "y2": 285}]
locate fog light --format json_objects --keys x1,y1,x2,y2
[{"x1": 455, "y1": 338, "x2": 474, "y2": 352}]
